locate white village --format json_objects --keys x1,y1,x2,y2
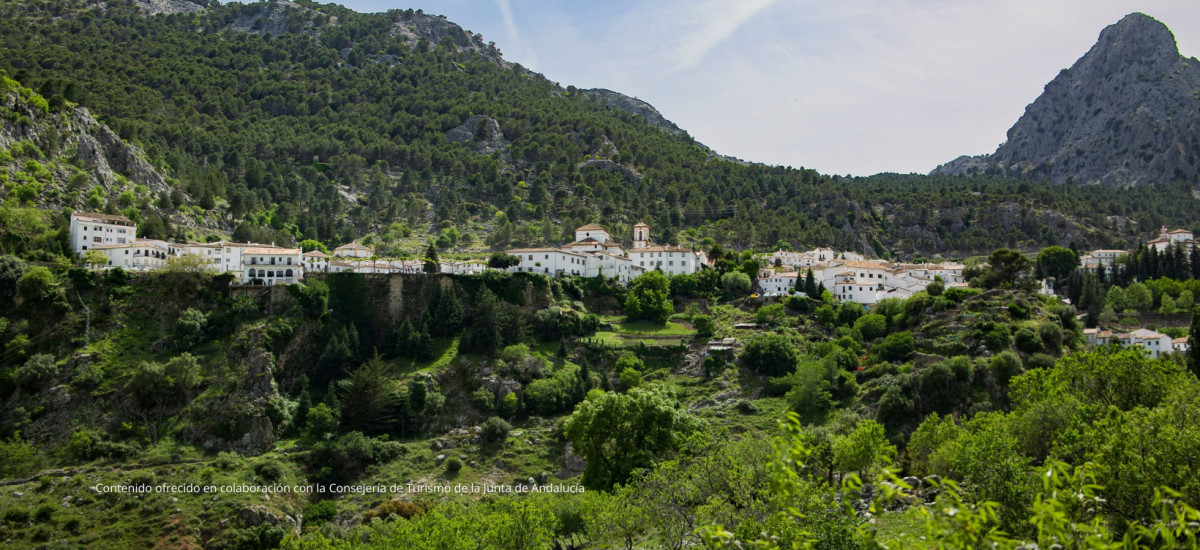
[{"x1": 68, "y1": 211, "x2": 1191, "y2": 358}]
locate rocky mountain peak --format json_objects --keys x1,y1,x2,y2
[{"x1": 932, "y1": 12, "x2": 1200, "y2": 187}]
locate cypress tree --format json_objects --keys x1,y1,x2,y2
[
  {"x1": 1188, "y1": 307, "x2": 1200, "y2": 378},
  {"x1": 805, "y1": 269, "x2": 818, "y2": 299}
]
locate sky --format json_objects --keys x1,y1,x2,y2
[{"x1": 302, "y1": 0, "x2": 1199, "y2": 176}]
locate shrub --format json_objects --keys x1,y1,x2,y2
[
  {"x1": 16, "y1": 353, "x2": 58, "y2": 391},
  {"x1": 304, "y1": 500, "x2": 338, "y2": 525},
  {"x1": 362, "y1": 499, "x2": 424, "y2": 522},
  {"x1": 720, "y1": 271, "x2": 752, "y2": 294},
  {"x1": 480, "y1": 416, "x2": 511, "y2": 446},
  {"x1": 693, "y1": 315, "x2": 716, "y2": 338},
  {"x1": 619, "y1": 367, "x2": 642, "y2": 390},
  {"x1": 3, "y1": 507, "x2": 29, "y2": 524},
  {"x1": 444, "y1": 456, "x2": 463, "y2": 474},
  {"x1": 255, "y1": 462, "x2": 284, "y2": 483},
  {"x1": 1014, "y1": 327, "x2": 1043, "y2": 354},
  {"x1": 875, "y1": 331, "x2": 915, "y2": 362},
  {"x1": 174, "y1": 308, "x2": 208, "y2": 349},
  {"x1": 853, "y1": 314, "x2": 887, "y2": 341},
  {"x1": 741, "y1": 333, "x2": 800, "y2": 377},
  {"x1": 17, "y1": 265, "x2": 55, "y2": 301},
  {"x1": 471, "y1": 387, "x2": 495, "y2": 411}
]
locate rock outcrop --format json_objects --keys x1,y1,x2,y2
[
  {"x1": 933, "y1": 13, "x2": 1200, "y2": 186},
  {"x1": 445, "y1": 115, "x2": 508, "y2": 155}
]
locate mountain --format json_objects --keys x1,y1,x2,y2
[
  {"x1": 0, "y1": 74, "x2": 205, "y2": 241},
  {"x1": 0, "y1": 1, "x2": 1197, "y2": 260},
  {"x1": 932, "y1": 13, "x2": 1200, "y2": 187}
]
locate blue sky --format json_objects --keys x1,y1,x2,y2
[{"x1": 298, "y1": 0, "x2": 1199, "y2": 176}]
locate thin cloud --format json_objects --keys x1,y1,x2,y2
[{"x1": 671, "y1": 0, "x2": 780, "y2": 69}]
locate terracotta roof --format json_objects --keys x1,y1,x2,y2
[
  {"x1": 243, "y1": 247, "x2": 301, "y2": 255},
  {"x1": 833, "y1": 259, "x2": 892, "y2": 269},
  {"x1": 631, "y1": 245, "x2": 694, "y2": 253},
  {"x1": 72, "y1": 212, "x2": 135, "y2": 225},
  {"x1": 562, "y1": 238, "x2": 602, "y2": 247},
  {"x1": 92, "y1": 242, "x2": 167, "y2": 250},
  {"x1": 335, "y1": 242, "x2": 372, "y2": 251},
  {"x1": 633, "y1": 222, "x2": 650, "y2": 228},
  {"x1": 224, "y1": 242, "x2": 279, "y2": 248},
  {"x1": 304, "y1": 250, "x2": 328, "y2": 257},
  {"x1": 1173, "y1": 338, "x2": 1188, "y2": 344},
  {"x1": 575, "y1": 223, "x2": 606, "y2": 231},
  {"x1": 1168, "y1": 229, "x2": 1192, "y2": 234}
]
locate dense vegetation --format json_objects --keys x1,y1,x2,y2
[
  {"x1": 2, "y1": 244, "x2": 1198, "y2": 548},
  {"x1": 0, "y1": 0, "x2": 1197, "y2": 262}
]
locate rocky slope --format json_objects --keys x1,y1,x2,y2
[
  {"x1": 0, "y1": 77, "x2": 215, "y2": 232},
  {"x1": 933, "y1": 13, "x2": 1200, "y2": 187}
]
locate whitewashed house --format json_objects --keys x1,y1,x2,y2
[
  {"x1": 303, "y1": 250, "x2": 330, "y2": 273},
  {"x1": 759, "y1": 271, "x2": 798, "y2": 295},
  {"x1": 70, "y1": 212, "x2": 136, "y2": 255},
  {"x1": 333, "y1": 242, "x2": 373, "y2": 258},
  {"x1": 241, "y1": 248, "x2": 303, "y2": 285},
  {"x1": 506, "y1": 222, "x2": 701, "y2": 283},
  {"x1": 1148, "y1": 226, "x2": 1195, "y2": 252},
  {"x1": 509, "y1": 248, "x2": 590, "y2": 277},
  {"x1": 1173, "y1": 338, "x2": 1190, "y2": 354},
  {"x1": 92, "y1": 240, "x2": 171, "y2": 271}
]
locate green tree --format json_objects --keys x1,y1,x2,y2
[
  {"x1": 423, "y1": 242, "x2": 439, "y2": 274},
  {"x1": 174, "y1": 308, "x2": 208, "y2": 349},
  {"x1": 1036, "y1": 246, "x2": 1078, "y2": 281},
  {"x1": 340, "y1": 356, "x2": 397, "y2": 434},
  {"x1": 81, "y1": 249, "x2": 108, "y2": 267},
  {"x1": 17, "y1": 265, "x2": 54, "y2": 301},
  {"x1": 304, "y1": 403, "x2": 338, "y2": 440},
  {"x1": 853, "y1": 314, "x2": 887, "y2": 341},
  {"x1": 978, "y1": 249, "x2": 1034, "y2": 290},
  {"x1": 624, "y1": 271, "x2": 673, "y2": 323},
  {"x1": 719, "y1": 271, "x2": 752, "y2": 295},
  {"x1": 832, "y1": 420, "x2": 896, "y2": 480},
  {"x1": 1126, "y1": 282, "x2": 1152, "y2": 310},
  {"x1": 0, "y1": 255, "x2": 26, "y2": 299},
  {"x1": 299, "y1": 239, "x2": 328, "y2": 254},
  {"x1": 754, "y1": 303, "x2": 787, "y2": 326},
  {"x1": 563, "y1": 385, "x2": 698, "y2": 490},
  {"x1": 486, "y1": 252, "x2": 520, "y2": 269},
  {"x1": 740, "y1": 333, "x2": 800, "y2": 377},
  {"x1": 1189, "y1": 307, "x2": 1200, "y2": 378},
  {"x1": 692, "y1": 314, "x2": 716, "y2": 338},
  {"x1": 874, "y1": 331, "x2": 915, "y2": 362}
]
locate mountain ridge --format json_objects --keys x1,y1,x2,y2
[{"x1": 932, "y1": 12, "x2": 1200, "y2": 187}]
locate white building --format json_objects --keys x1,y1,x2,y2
[
  {"x1": 240, "y1": 248, "x2": 303, "y2": 285},
  {"x1": 1148, "y1": 226, "x2": 1195, "y2": 253},
  {"x1": 1079, "y1": 249, "x2": 1125, "y2": 274},
  {"x1": 506, "y1": 223, "x2": 700, "y2": 284},
  {"x1": 759, "y1": 271, "x2": 798, "y2": 295},
  {"x1": 509, "y1": 248, "x2": 590, "y2": 278},
  {"x1": 92, "y1": 240, "x2": 171, "y2": 271},
  {"x1": 1086, "y1": 327, "x2": 1179, "y2": 359},
  {"x1": 628, "y1": 245, "x2": 704, "y2": 276},
  {"x1": 333, "y1": 242, "x2": 373, "y2": 258},
  {"x1": 1172, "y1": 337, "x2": 1190, "y2": 354},
  {"x1": 303, "y1": 250, "x2": 329, "y2": 273},
  {"x1": 70, "y1": 212, "x2": 136, "y2": 256}
]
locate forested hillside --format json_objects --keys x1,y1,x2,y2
[{"x1": 0, "y1": 0, "x2": 1197, "y2": 260}]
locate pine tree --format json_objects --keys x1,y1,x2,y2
[
  {"x1": 392, "y1": 320, "x2": 414, "y2": 358},
  {"x1": 432, "y1": 286, "x2": 464, "y2": 336},
  {"x1": 423, "y1": 242, "x2": 440, "y2": 274}
]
